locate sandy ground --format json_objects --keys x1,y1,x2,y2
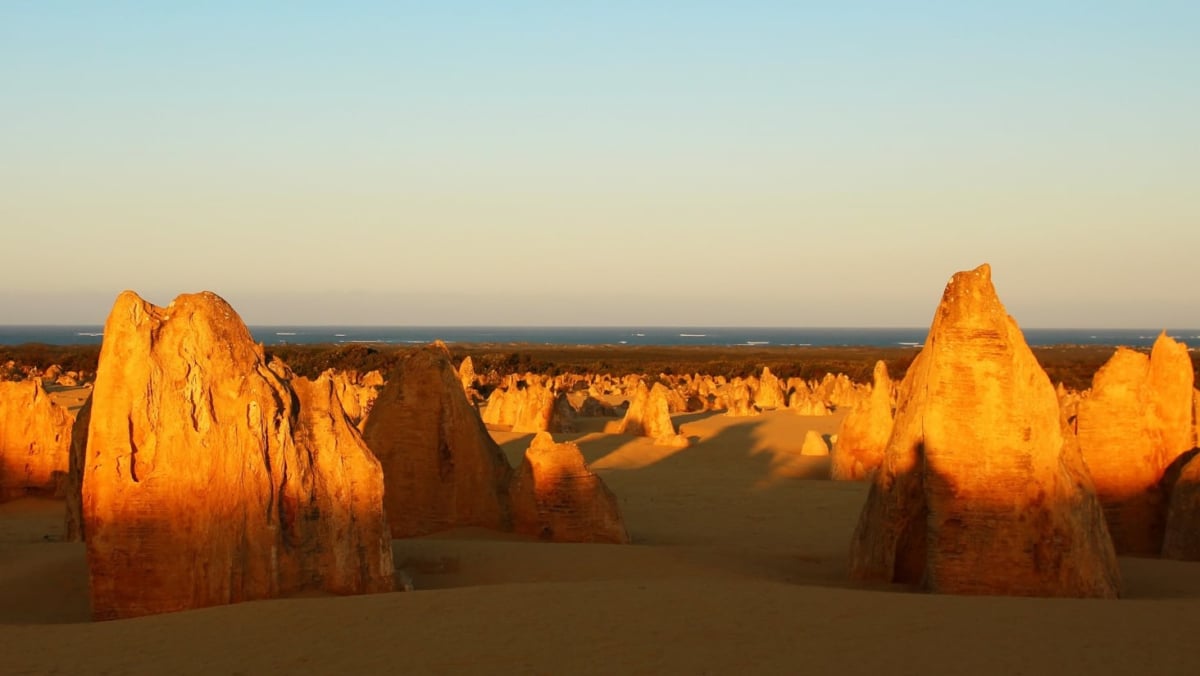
[{"x1": 2, "y1": 409, "x2": 1199, "y2": 675}]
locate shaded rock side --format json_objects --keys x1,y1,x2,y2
[
  {"x1": 1075, "y1": 333, "x2": 1195, "y2": 555},
  {"x1": 510, "y1": 432, "x2": 630, "y2": 544},
  {"x1": 606, "y1": 382, "x2": 689, "y2": 447},
  {"x1": 64, "y1": 394, "x2": 92, "y2": 542},
  {"x1": 848, "y1": 264, "x2": 1120, "y2": 598},
  {"x1": 84, "y1": 291, "x2": 394, "y2": 620},
  {"x1": 1162, "y1": 448, "x2": 1200, "y2": 560},
  {"x1": 361, "y1": 345, "x2": 514, "y2": 538},
  {"x1": 0, "y1": 379, "x2": 76, "y2": 502},
  {"x1": 832, "y1": 361, "x2": 894, "y2": 481}
]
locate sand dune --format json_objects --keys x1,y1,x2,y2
[{"x1": 3, "y1": 410, "x2": 1200, "y2": 674}]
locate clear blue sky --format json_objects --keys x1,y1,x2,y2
[{"x1": 2, "y1": 1, "x2": 1197, "y2": 326}]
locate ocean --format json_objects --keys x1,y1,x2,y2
[{"x1": 1, "y1": 326, "x2": 1198, "y2": 349}]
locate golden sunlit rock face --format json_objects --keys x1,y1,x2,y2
[
  {"x1": 849, "y1": 264, "x2": 1120, "y2": 598},
  {"x1": 510, "y1": 432, "x2": 630, "y2": 544},
  {"x1": 83, "y1": 291, "x2": 394, "y2": 621},
  {"x1": 1075, "y1": 335, "x2": 1196, "y2": 555},
  {"x1": 361, "y1": 344, "x2": 515, "y2": 538},
  {"x1": 831, "y1": 361, "x2": 894, "y2": 481},
  {"x1": 0, "y1": 379, "x2": 75, "y2": 502},
  {"x1": 482, "y1": 375, "x2": 577, "y2": 434},
  {"x1": 753, "y1": 367, "x2": 787, "y2": 410}
]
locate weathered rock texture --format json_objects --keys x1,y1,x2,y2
[
  {"x1": 832, "y1": 361, "x2": 894, "y2": 481},
  {"x1": 510, "y1": 433, "x2": 630, "y2": 544},
  {"x1": 849, "y1": 264, "x2": 1120, "y2": 598},
  {"x1": 84, "y1": 291, "x2": 394, "y2": 620},
  {"x1": 0, "y1": 379, "x2": 76, "y2": 502},
  {"x1": 1075, "y1": 334, "x2": 1196, "y2": 555},
  {"x1": 362, "y1": 345, "x2": 515, "y2": 537},
  {"x1": 606, "y1": 381, "x2": 689, "y2": 447}
]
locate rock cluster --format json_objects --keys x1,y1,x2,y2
[
  {"x1": 362, "y1": 345, "x2": 630, "y2": 542},
  {"x1": 606, "y1": 381, "x2": 689, "y2": 447}
]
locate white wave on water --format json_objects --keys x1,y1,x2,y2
[
  {"x1": 679, "y1": 333, "x2": 707, "y2": 337},
  {"x1": 742, "y1": 341, "x2": 770, "y2": 345},
  {"x1": 334, "y1": 334, "x2": 346, "y2": 337},
  {"x1": 898, "y1": 342, "x2": 923, "y2": 347},
  {"x1": 275, "y1": 332, "x2": 297, "y2": 336},
  {"x1": 75, "y1": 332, "x2": 103, "y2": 337}
]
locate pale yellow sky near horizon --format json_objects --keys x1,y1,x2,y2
[{"x1": 3, "y1": 3, "x2": 1197, "y2": 327}]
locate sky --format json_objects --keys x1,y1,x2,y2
[{"x1": 2, "y1": 1, "x2": 1197, "y2": 327}]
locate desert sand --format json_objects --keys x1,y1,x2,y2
[{"x1": 2, "y1": 406, "x2": 1199, "y2": 675}]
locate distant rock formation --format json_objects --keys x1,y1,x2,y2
[
  {"x1": 800, "y1": 430, "x2": 830, "y2": 457},
  {"x1": 482, "y1": 376, "x2": 576, "y2": 434},
  {"x1": 458, "y1": 356, "x2": 477, "y2": 391},
  {"x1": 1075, "y1": 333, "x2": 1196, "y2": 555},
  {"x1": 753, "y1": 367, "x2": 787, "y2": 410},
  {"x1": 362, "y1": 344, "x2": 515, "y2": 537},
  {"x1": 789, "y1": 395, "x2": 829, "y2": 417},
  {"x1": 606, "y1": 381, "x2": 689, "y2": 447},
  {"x1": 0, "y1": 379, "x2": 76, "y2": 502},
  {"x1": 849, "y1": 264, "x2": 1120, "y2": 598},
  {"x1": 831, "y1": 361, "x2": 894, "y2": 481},
  {"x1": 723, "y1": 380, "x2": 760, "y2": 418},
  {"x1": 510, "y1": 432, "x2": 630, "y2": 544},
  {"x1": 83, "y1": 291, "x2": 394, "y2": 620}
]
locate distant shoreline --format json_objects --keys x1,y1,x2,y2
[{"x1": 3, "y1": 325, "x2": 1198, "y2": 349}]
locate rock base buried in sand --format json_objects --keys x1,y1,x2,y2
[
  {"x1": 849, "y1": 264, "x2": 1120, "y2": 598},
  {"x1": 510, "y1": 433, "x2": 630, "y2": 544}
]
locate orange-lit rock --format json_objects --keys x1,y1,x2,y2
[
  {"x1": 849, "y1": 264, "x2": 1119, "y2": 598},
  {"x1": 1075, "y1": 333, "x2": 1195, "y2": 555},
  {"x1": 326, "y1": 369, "x2": 383, "y2": 432},
  {"x1": 83, "y1": 291, "x2": 394, "y2": 620},
  {"x1": 724, "y1": 380, "x2": 760, "y2": 418},
  {"x1": 361, "y1": 345, "x2": 514, "y2": 537},
  {"x1": 800, "y1": 430, "x2": 829, "y2": 457},
  {"x1": 606, "y1": 381, "x2": 688, "y2": 447},
  {"x1": 0, "y1": 379, "x2": 75, "y2": 502},
  {"x1": 831, "y1": 361, "x2": 894, "y2": 481},
  {"x1": 510, "y1": 432, "x2": 629, "y2": 544},
  {"x1": 753, "y1": 367, "x2": 787, "y2": 410}
]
